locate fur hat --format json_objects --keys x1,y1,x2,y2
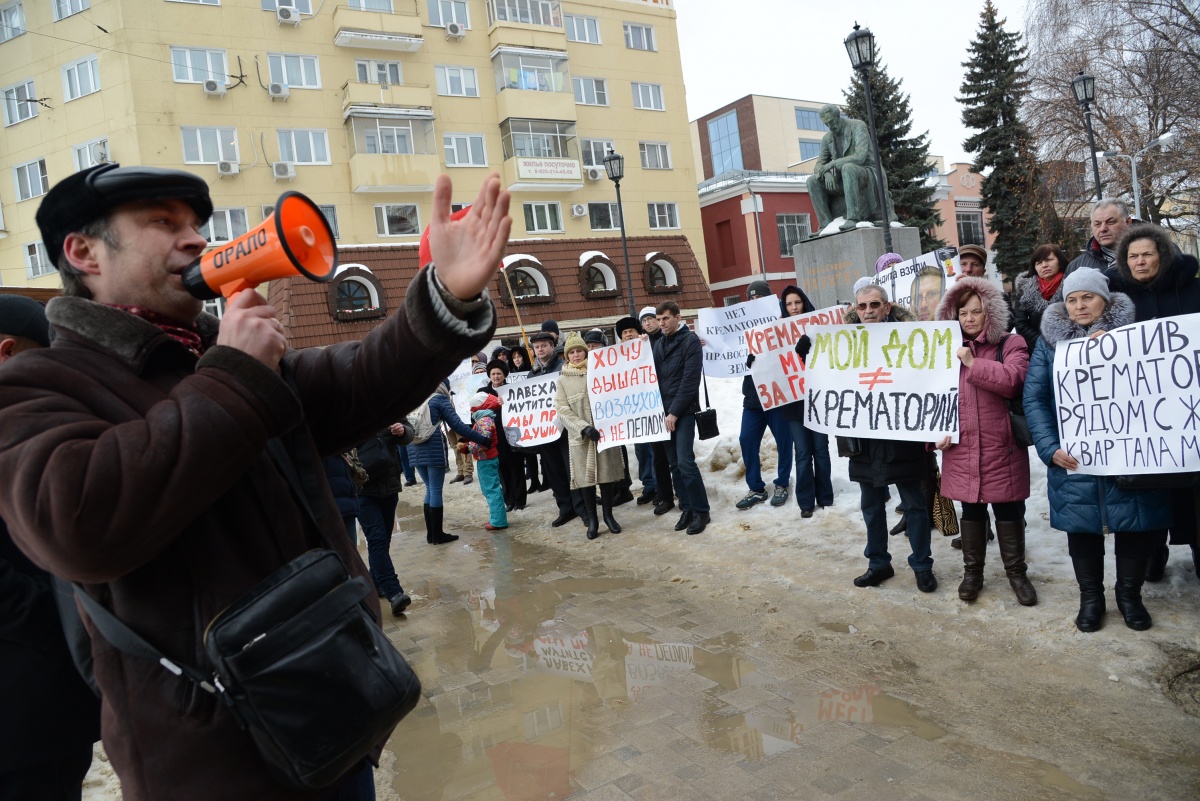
[
  {"x1": 485, "y1": 359, "x2": 508, "y2": 376},
  {"x1": 639, "y1": 305, "x2": 657, "y2": 321},
  {"x1": 934, "y1": 276, "x2": 1011, "y2": 344},
  {"x1": 1063, "y1": 267, "x2": 1111, "y2": 302},
  {"x1": 746, "y1": 280, "x2": 772, "y2": 300},
  {"x1": 563, "y1": 332, "x2": 587, "y2": 355},
  {"x1": 875, "y1": 253, "x2": 903, "y2": 273},
  {"x1": 0, "y1": 295, "x2": 50, "y2": 347},
  {"x1": 583, "y1": 329, "x2": 607, "y2": 347},
  {"x1": 613, "y1": 316, "x2": 642, "y2": 340}
]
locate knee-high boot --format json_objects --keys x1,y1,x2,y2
[
  {"x1": 600, "y1": 483, "x2": 622, "y2": 534},
  {"x1": 423, "y1": 503, "x2": 433, "y2": 544},
  {"x1": 429, "y1": 505, "x2": 457, "y2": 545},
  {"x1": 582, "y1": 490, "x2": 600, "y2": 540},
  {"x1": 996, "y1": 520, "x2": 1037, "y2": 606},
  {"x1": 1114, "y1": 556, "x2": 1152, "y2": 630},
  {"x1": 957, "y1": 519, "x2": 987, "y2": 601},
  {"x1": 1071, "y1": 553, "x2": 1106, "y2": 632}
]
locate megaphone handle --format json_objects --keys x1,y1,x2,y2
[{"x1": 220, "y1": 278, "x2": 255, "y2": 299}]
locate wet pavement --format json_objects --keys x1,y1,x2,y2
[{"x1": 372, "y1": 489, "x2": 1200, "y2": 801}]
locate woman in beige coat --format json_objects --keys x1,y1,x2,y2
[{"x1": 556, "y1": 332, "x2": 624, "y2": 540}]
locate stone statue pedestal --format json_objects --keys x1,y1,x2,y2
[{"x1": 792, "y1": 226, "x2": 922, "y2": 309}]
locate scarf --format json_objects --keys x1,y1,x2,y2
[
  {"x1": 1037, "y1": 272, "x2": 1064, "y2": 301},
  {"x1": 108, "y1": 304, "x2": 205, "y2": 358}
]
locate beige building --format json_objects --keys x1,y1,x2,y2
[
  {"x1": 0, "y1": 0, "x2": 705, "y2": 290},
  {"x1": 689, "y1": 94, "x2": 835, "y2": 181}
]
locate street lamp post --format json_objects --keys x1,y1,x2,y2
[
  {"x1": 844, "y1": 22, "x2": 893, "y2": 254},
  {"x1": 1071, "y1": 71, "x2": 1103, "y2": 201},
  {"x1": 1099, "y1": 131, "x2": 1175, "y2": 221},
  {"x1": 603, "y1": 146, "x2": 636, "y2": 317}
]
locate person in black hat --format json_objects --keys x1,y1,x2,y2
[
  {"x1": 540, "y1": 318, "x2": 561, "y2": 343},
  {"x1": 529, "y1": 330, "x2": 586, "y2": 525},
  {"x1": 583, "y1": 329, "x2": 607, "y2": 350}
]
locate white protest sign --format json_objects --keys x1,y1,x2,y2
[
  {"x1": 745, "y1": 305, "x2": 847, "y2": 410},
  {"x1": 588, "y1": 339, "x2": 669, "y2": 451},
  {"x1": 497, "y1": 373, "x2": 561, "y2": 445},
  {"x1": 534, "y1": 632, "x2": 594, "y2": 680},
  {"x1": 1053, "y1": 314, "x2": 1200, "y2": 475},
  {"x1": 873, "y1": 250, "x2": 954, "y2": 322},
  {"x1": 447, "y1": 358, "x2": 480, "y2": 421},
  {"x1": 697, "y1": 296, "x2": 780, "y2": 378},
  {"x1": 804, "y1": 321, "x2": 961, "y2": 443},
  {"x1": 624, "y1": 640, "x2": 694, "y2": 702}
]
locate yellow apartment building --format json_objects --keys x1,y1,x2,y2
[{"x1": 0, "y1": 0, "x2": 705, "y2": 290}]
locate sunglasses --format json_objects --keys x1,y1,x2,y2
[{"x1": 856, "y1": 301, "x2": 885, "y2": 311}]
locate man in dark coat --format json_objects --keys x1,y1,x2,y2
[
  {"x1": 652, "y1": 301, "x2": 710, "y2": 535},
  {"x1": 530, "y1": 331, "x2": 586, "y2": 526},
  {"x1": 1066, "y1": 199, "x2": 1132, "y2": 275},
  {"x1": 640, "y1": 305, "x2": 675, "y2": 513}
]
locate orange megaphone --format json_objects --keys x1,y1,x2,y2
[{"x1": 183, "y1": 191, "x2": 338, "y2": 299}]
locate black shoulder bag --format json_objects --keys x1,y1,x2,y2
[
  {"x1": 995, "y1": 335, "x2": 1033, "y2": 448},
  {"x1": 74, "y1": 436, "x2": 421, "y2": 791},
  {"x1": 696, "y1": 373, "x2": 719, "y2": 440}
]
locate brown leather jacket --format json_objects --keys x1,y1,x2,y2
[{"x1": 0, "y1": 267, "x2": 493, "y2": 800}]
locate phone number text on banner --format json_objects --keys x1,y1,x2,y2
[
  {"x1": 745, "y1": 305, "x2": 846, "y2": 410},
  {"x1": 588, "y1": 339, "x2": 669, "y2": 451},
  {"x1": 497, "y1": 373, "x2": 561, "y2": 446}
]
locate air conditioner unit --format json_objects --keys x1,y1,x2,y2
[
  {"x1": 445, "y1": 21, "x2": 466, "y2": 39},
  {"x1": 276, "y1": 6, "x2": 300, "y2": 24},
  {"x1": 268, "y1": 82, "x2": 290, "y2": 100},
  {"x1": 203, "y1": 79, "x2": 226, "y2": 97},
  {"x1": 585, "y1": 166, "x2": 606, "y2": 182},
  {"x1": 217, "y1": 160, "x2": 240, "y2": 177},
  {"x1": 570, "y1": 203, "x2": 587, "y2": 218},
  {"x1": 273, "y1": 161, "x2": 296, "y2": 181}
]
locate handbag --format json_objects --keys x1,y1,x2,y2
[
  {"x1": 73, "y1": 436, "x2": 421, "y2": 791},
  {"x1": 930, "y1": 470, "x2": 959, "y2": 536},
  {"x1": 836, "y1": 437, "x2": 862, "y2": 458},
  {"x1": 994, "y1": 335, "x2": 1033, "y2": 448},
  {"x1": 695, "y1": 373, "x2": 719, "y2": 440}
]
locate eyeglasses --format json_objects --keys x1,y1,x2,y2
[{"x1": 856, "y1": 301, "x2": 884, "y2": 311}]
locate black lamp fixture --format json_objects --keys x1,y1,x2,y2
[
  {"x1": 603, "y1": 146, "x2": 636, "y2": 317},
  {"x1": 1072, "y1": 70, "x2": 1103, "y2": 201},
  {"x1": 843, "y1": 22, "x2": 893, "y2": 253}
]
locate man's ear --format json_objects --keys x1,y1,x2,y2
[
  {"x1": 0, "y1": 338, "x2": 16, "y2": 364},
  {"x1": 61, "y1": 231, "x2": 103, "y2": 276}
]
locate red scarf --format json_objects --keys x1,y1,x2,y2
[
  {"x1": 108, "y1": 305, "x2": 205, "y2": 358},
  {"x1": 1037, "y1": 272, "x2": 1064, "y2": 301}
]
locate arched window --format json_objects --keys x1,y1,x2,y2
[
  {"x1": 644, "y1": 252, "x2": 680, "y2": 293},
  {"x1": 327, "y1": 264, "x2": 387, "y2": 321},
  {"x1": 578, "y1": 251, "x2": 619, "y2": 298},
  {"x1": 336, "y1": 278, "x2": 374, "y2": 311},
  {"x1": 585, "y1": 266, "x2": 609, "y2": 292},
  {"x1": 511, "y1": 268, "x2": 543, "y2": 298},
  {"x1": 500, "y1": 255, "x2": 554, "y2": 304}
]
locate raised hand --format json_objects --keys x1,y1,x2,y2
[{"x1": 429, "y1": 173, "x2": 512, "y2": 301}]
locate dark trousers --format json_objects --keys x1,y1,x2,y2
[
  {"x1": 664, "y1": 414, "x2": 709, "y2": 514},
  {"x1": 540, "y1": 439, "x2": 585, "y2": 517},
  {"x1": 961, "y1": 501, "x2": 1025, "y2": 523},
  {"x1": 397, "y1": 444, "x2": 415, "y2": 483},
  {"x1": 499, "y1": 444, "x2": 527, "y2": 509},
  {"x1": 787, "y1": 419, "x2": 833, "y2": 511},
  {"x1": 635, "y1": 442, "x2": 656, "y2": 493},
  {"x1": 358, "y1": 493, "x2": 402, "y2": 599},
  {"x1": 860, "y1": 480, "x2": 932, "y2": 572},
  {"x1": 323, "y1": 762, "x2": 376, "y2": 801},
  {"x1": 1068, "y1": 530, "x2": 1168, "y2": 559},
  {"x1": 652, "y1": 439, "x2": 674, "y2": 502},
  {"x1": 0, "y1": 741, "x2": 94, "y2": 801},
  {"x1": 525, "y1": 450, "x2": 541, "y2": 487}
]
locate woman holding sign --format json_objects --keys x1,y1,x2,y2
[
  {"x1": 555, "y1": 333, "x2": 623, "y2": 540},
  {"x1": 1023, "y1": 267, "x2": 1171, "y2": 632},
  {"x1": 934, "y1": 277, "x2": 1035, "y2": 606}
]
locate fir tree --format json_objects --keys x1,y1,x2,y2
[
  {"x1": 844, "y1": 47, "x2": 945, "y2": 252},
  {"x1": 959, "y1": 0, "x2": 1042, "y2": 281}
]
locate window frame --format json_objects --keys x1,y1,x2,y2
[
  {"x1": 348, "y1": 0, "x2": 393, "y2": 10},
  {"x1": 170, "y1": 46, "x2": 228, "y2": 84},
  {"x1": 261, "y1": 0, "x2": 312, "y2": 13},
  {"x1": 500, "y1": 119, "x2": 576, "y2": 161},
  {"x1": 564, "y1": 13, "x2": 599, "y2": 44},
  {"x1": 435, "y1": 65, "x2": 479, "y2": 97},
  {"x1": 580, "y1": 138, "x2": 613, "y2": 168},
  {"x1": 168, "y1": 0, "x2": 221, "y2": 5},
  {"x1": 572, "y1": 76, "x2": 607, "y2": 106},
  {"x1": 62, "y1": 55, "x2": 100, "y2": 102},
  {"x1": 318, "y1": 205, "x2": 339, "y2": 239},
  {"x1": 798, "y1": 138, "x2": 822, "y2": 161},
  {"x1": 428, "y1": 0, "x2": 469, "y2": 28},
  {"x1": 707, "y1": 109, "x2": 743, "y2": 175},
  {"x1": 73, "y1": 136, "x2": 110, "y2": 170},
  {"x1": 523, "y1": 201, "x2": 563, "y2": 234},
  {"x1": 631, "y1": 82, "x2": 663, "y2": 111},
  {"x1": 13, "y1": 158, "x2": 48, "y2": 201},
  {"x1": 278, "y1": 128, "x2": 330, "y2": 164},
  {"x1": 443, "y1": 133, "x2": 487, "y2": 167},
  {"x1": 776, "y1": 213, "x2": 812, "y2": 257},
  {"x1": 200, "y1": 208, "x2": 249, "y2": 244},
  {"x1": 588, "y1": 201, "x2": 620, "y2": 231},
  {"x1": 374, "y1": 203, "x2": 421, "y2": 237},
  {"x1": 956, "y1": 211, "x2": 985, "y2": 247},
  {"x1": 647, "y1": 202, "x2": 679, "y2": 230},
  {"x1": 2, "y1": 79, "x2": 36, "y2": 126},
  {"x1": 268, "y1": 52, "x2": 321, "y2": 89},
  {"x1": 487, "y1": 0, "x2": 561, "y2": 28},
  {"x1": 623, "y1": 22, "x2": 655, "y2": 51},
  {"x1": 356, "y1": 58, "x2": 402, "y2": 86},
  {"x1": 25, "y1": 241, "x2": 52, "y2": 279},
  {"x1": 0, "y1": 1, "x2": 26, "y2": 43},
  {"x1": 53, "y1": 0, "x2": 89, "y2": 21},
  {"x1": 795, "y1": 108, "x2": 829, "y2": 132},
  {"x1": 181, "y1": 126, "x2": 239, "y2": 164},
  {"x1": 639, "y1": 141, "x2": 671, "y2": 170}
]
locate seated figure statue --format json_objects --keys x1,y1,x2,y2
[{"x1": 806, "y1": 104, "x2": 896, "y2": 232}]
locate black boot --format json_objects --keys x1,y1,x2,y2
[
  {"x1": 582, "y1": 491, "x2": 600, "y2": 540},
  {"x1": 995, "y1": 520, "x2": 1037, "y2": 606},
  {"x1": 600, "y1": 483, "x2": 622, "y2": 534},
  {"x1": 423, "y1": 503, "x2": 433, "y2": 544},
  {"x1": 1071, "y1": 554, "x2": 1106, "y2": 632},
  {"x1": 429, "y1": 505, "x2": 458, "y2": 545},
  {"x1": 1145, "y1": 545, "x2": 1169, "y2": 582},
  {"x1": 1115, "y1": 556, "x2": 1153, "y2": 630},
  {"x1": 957, "y1": 519, "x2": 987, "y2": 602},
  {"x1": 551, "y1": 505, "x2": 578, "y2": 527}
]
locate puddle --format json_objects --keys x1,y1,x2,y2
[
  {"x1": 793, "y1": 638, "x2": 818, "y2": 652},
  {"x1": 819, "y1": 622, "x2": 857, "y2": 634}
]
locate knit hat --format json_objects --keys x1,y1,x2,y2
[
  {"x1": 745, "y1": 280, "x2": 772, "y2": 300},
  {"x1": 639, "y1": 306, "x2": 657, "y2": 321},
  {"x1": 852, "y1": 276, "x2": 875, "y2": 295},
  {"x1": 583, "y1": 329, "x2": 607, "y2": 347},
  {"x1": 613, "y1": 315, "x2": 642, "y2": 340},
  {"x1": 541, "y1": 319, "x2": 560, "y2": 337},
  {"x1": 563, "y1": 332, "x2": 587, "y2": 355},
  {"x1": 1062, "y1": 266, "x2": 1111, "y2": 302},
  {"x1": 0, "y1": 294, "x2": 50, "y2": 347},
  {"x1": 875, "y1": 253, "x2": 903, "y2": 273},
  {"x1": 470, "y1": 391, "x2": 489, "y2": 410}
]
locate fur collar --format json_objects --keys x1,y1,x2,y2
[
  {"x1": 1039, "y1": 293, "x2": 1135, "y2": 346},
  {"x1": 45, "y1": 296, "x2": 220, "y2": 369},
  {"x1": 934, "y1": 276, "x2": 1010, "y2": 344},
  {"x1": 1015, "y1": 273, "x2": 1061, "y2": 314}
]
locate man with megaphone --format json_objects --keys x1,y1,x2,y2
[{"x1": 0, "y1": 163, "x2": 511, "y2": 801}]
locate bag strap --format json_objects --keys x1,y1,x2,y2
[
  {"x1": 702, "y1": 373, "x2": 711, "y2": 410},
  {"x1": 995, "y1": 334, "x2": 1008, "y2": 364}
]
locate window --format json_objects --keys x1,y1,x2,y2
[
  {"x1": 269, "y1": 53, "x2": 320, "y2": 88},
  {"x1": 336, "y1": 279, "x2": 373, "y2": 311},
  {"x1": 261, "y1": 0, "x2": 312, "y2": 13},
  {"x1": 588, "y1": 202, "x2": 620, "y2": 230},
  {"x1": 523, "y1": 202, "x2": 562, "y2": 233},
  {"x1": 182, "y1": 126, "x2": 238, "y2": 163},
  {"x1": 63, "y1": 55, "x2": 100, "y2": 101},
  {"x1": 1, "y1": 2, "x2": 25, "y2": 43},
  {"x1": 565, "y1": 14, "x2": 599, "y2": 43},
  {"x1": 580, "y1": 138, "x2": 612, "y2": 167},
  {"x1": 199, "y1": 208, "x2": 249, "y2": 244},
  {"x1": 202, "y1": 298, "x2": 226, "y2": 319},
  {"x1": 798, "y1": 139, "x2": 822, "y2": 161},
  {"x1": 349, "y1": 118, "x2": 433, "y2": 155},
  {"x1": 623, "y1": 23, "x2": 655, "y2": 51},
  {"x1": 278, "y1": 129, "x2": 329, "y2": 163},
  {"x1": 493, "y1": 51, "x2": 568, "y2": 94},
  {"x1": 450, "y1": 202, "x2": 471, "y2": 213},
  {"x1": 428, "y1": 0, "x2": 468, "y2": 27},
  {"x1": 510, "y1": 269, "x2": 541, "y2": 298},
  {"x1": 647, "y1": 202, "x2": 678, "y2": 230},
  {"x1": 14, "y1": 158, "x2": 48, "y2": 201},
  {"x1": 356, "y1": 59, "x2": 401, "y2": 86},
  {"x1": 500, "y1": 119, "x2": 576, "y2": 160},
  {"x1": 487, "y1": 0, "x2": 561, "y2": 28},
  {"x1": 25, "y1": 242, "x2": 52, "y2": 279},
  {"x1": 2, "y1": 80, "x2": 36, "y2": 126},
  {"x1": 349, "y1": 0, "x2": 392, "y2": 10},
  {"x1": 171, "y1": 47, "x2": 228, "y2": 84},
  {"x1": 375, "y1": 204, "x2": 419, "y2": 236},
  {"x1": 707, "y1": 109, "x2": 742, "y2": 174},
  {"x1": 631, "y1": 82, "x2": 663, "y2": 111},
  {"x1": 54, "y1": 0, "x2": 88, "y2": 20},
  {"x1": 584, "y1": 264, "x2": 615, "y2": 293},
  {"x1": 73, "y1": 137, "x2": 109, "y2": 170},
  {"x1": 444, "y1": 134, "x2": 486, "y2": 166},
  {"x1": 435, "y1": 65, "x2": 478, "y2": 97},
  {"x1": 777, "y1": 213, "x2": 811, "y2": 257},
  {"x1": 795, "y1": 108, "x2": 828, "y2": 131},
  {"x1": 318, "y1": 205, "x2": 339, "y2": 238},
  {"x1": 573, "y1": 77, "x2": 606, "y2": 106},
  {"x1": 957, "y1": 212, "x2": 985, "y2": 247},
  {"x1": 639, "y1": 142, "x2": 670, "y2": 170},
  {"x1": 648, "y1": 258, "x2": 677, "y2": 289}
]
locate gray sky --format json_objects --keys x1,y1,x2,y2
[{"x1": 677, "y1": 0, "x2": 1030, "y2": 167}]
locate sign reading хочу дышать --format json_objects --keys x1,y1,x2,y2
[{"x1": 516, "y1": 158, "x2": 583, "y2": 181}]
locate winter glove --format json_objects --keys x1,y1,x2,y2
[
  {"x1": 582, "y1": 426, "x2": 601, "y2": 442},
  {"x1": 796, "y1": 335, "x2": 812, "y2": 360},
  {"x1": 457, "y1": 442, "x2": 469, "y2": 454},
  {"x1": 745, "y1": 353, "x2": 756, "y2": 368}
]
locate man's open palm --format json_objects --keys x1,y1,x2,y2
[{"x1": 429, "y1": 173, "x2": 512, "y2": 300}]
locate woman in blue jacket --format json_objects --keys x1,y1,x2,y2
[
  {"x1": 1023, "y1": 268, "x2": 1171, "y2": 632},
  {"x1": 410, "y1": 379, "x2": 489, "y2": 544}
]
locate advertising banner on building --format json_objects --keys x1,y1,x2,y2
[
  {"x1": 745, "y1": 305, "x2": 846, "y2": 410},
  {"x1": 697, "y1": 296, "x2": 780, "y2": 378},
  {"x1": 1053, "y1": 314, "x2": 1200, "y2": 475},
  {"x1": 588, "y1": 339, "x2": 669, "y2": 451},
  {"x1": 497, "y1": 373, "x2": 561, "y2": 446},
  {"x1": 804, "y1": 321, "x2": 961, "y2": 443}
]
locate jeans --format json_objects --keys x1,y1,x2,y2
[
  {"x1": 635, "y1": 442, "x2": 657, "y2": 494},
  {"x1": 476, "y1": 457, "x2": 508, "y2": 527},
  {"x1": 416, "y1": 464, "x2": 446, "y2": 507},
  {"x1": 323, "y1": 762, "x2": 376, "y2": 801},
  {"x1": 397, "y1": 444, "x2": 415, "y2": 483},
  {"x1": 342, "y1": 515, "x2": 358, "y2": 547},
  {"x1": 665, "y1": 414, "x2": 709, "y2": 514},
  {"x1": 788, "y1": 419, "x2": 833, "y2": 511},
  {"x1": 860, "y1": 480, "x2": 932, "y2": 572},
  {"x1": 739, "y1": 406, "x2": 793, "y2": 493},
  {"x1": 358, "y1": 493, "x2": 402, "y2": 599}
]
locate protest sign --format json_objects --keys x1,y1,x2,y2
[
  {"x1": 1053, "y1": 314, "x2": 1200, "y2": 475},
  {"x1": 873, "y1": 250, "x2": 954, "y2": 322},
  {"x1": 497, "y1": 373, "x2": 561, "y2": 445},
  {"x1": 745, "y1": 305, "x2": 846, "y2": 410},
  {"x1": 448, "y1": 358, "x2": 480, "y2": 420},
  {"x1": 624, "y1": 640, "x2": 694, "y2": 702},
  {"x1": 588, "y1": 339, "x2": 669, "y2": 451},
  {"x1": 697, "y1": 296, "x2": 780, "y2": 377},
  {"x1": 804, "y1": 321, "x2": 960, "y2": 443}
]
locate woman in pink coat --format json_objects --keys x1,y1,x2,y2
[{"x1": 934, "y1": 276, "x2": 1035, "y2": 606}]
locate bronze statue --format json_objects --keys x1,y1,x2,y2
[{"x1": 806, "y1": 104, "x2": 896, "y2": 233}]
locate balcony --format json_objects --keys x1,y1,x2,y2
[
  {"x1": 496, "y1": 88, "x2": 575, "y2": 126},
  {"x1": 486, "y1": 0, "x2": 566, "y2": 49},
  {"x1": 332, "y1": 3, "x2": 423, "y2": 51},
  {"x1": 349, "y1": 153, "x2": 442, "y2": 193},
  {"x1": 342, "y1": 81, "x2": 433, "y2": 116},
  {"x1": 501, "y1": 157, "x2": 583, "y2": 192}
]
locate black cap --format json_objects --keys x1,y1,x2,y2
[
  {"x1": 0, "y1": 295, "x2": 50, "y2": 348},
  {"x1": 36, "y1": 164, "x2": 213, "y2": 268},
  {"x1": 746, "y1": 280, "x2": 772, "y2": 300},
  {"x1": 529, "y1": 331, "x2": 556, "y2": 344},
  {"x1": 583, "y1": 329, "x2": 607, "y2": 347}
]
